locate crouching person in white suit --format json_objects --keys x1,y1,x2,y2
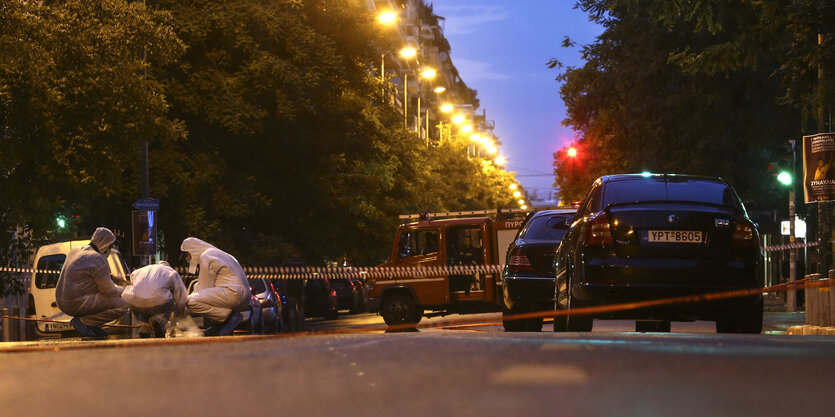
[
  {"x1": 122, "y1": 260, "x2": 188, "y2": 338},
  {"x1": 181, "y1": 237, "x2": 252, "y2": 336}
]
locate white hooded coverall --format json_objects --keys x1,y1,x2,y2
[
  {"x1": 55, "y1": 228, "x2": 128, "y2": 327},
  {"x1": 122, "y1": 261, "x2": 188, "y2": 318},
  {"x1": 181, "y1": 238, "x2": 252, "y2": 322}
]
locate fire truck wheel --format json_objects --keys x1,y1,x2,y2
[{"x1": 381, "y1": 294, "x2": 420, "y2": 325}]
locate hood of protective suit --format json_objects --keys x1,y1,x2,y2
[
  {"x1": 91, "y1": 227, "x2": 117, "y2": 256},
  {"x1": 180, "y1": 237, "x2": 216, "y2": 274}
]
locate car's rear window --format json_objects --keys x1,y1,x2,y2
[
  {"x1": 521, "y1": 214, "x2": 573, "y2": 241},
  {"x1": 248, "y1": 279, "x2": 266, "y2": 293},
  {"x1": 603, "y1": 177, "x2": 738, "y2": 208}
]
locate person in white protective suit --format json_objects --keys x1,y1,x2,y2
[
  {"x1": 181, "y1": 237, "x2": 252, "y2": 336},
  {"x1": 56, "y1": 227, "x2": 128, "y2": 339},
  {"x1": 121, "y1": 260, "x2": 188, "y2": 338}
]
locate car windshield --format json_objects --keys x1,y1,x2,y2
[
  {"x1": 521, "y1": 214, "x2": 573, "y2": 241},
  {"x1": 603, "y1": 177, "x2": 738, "y2": 209}
]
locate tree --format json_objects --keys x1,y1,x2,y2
[
  {"x1": 554, "y1": 0, "x2": 801, "y2": 208},
  {"x1": 0, "y1": 0, "x2": 183, "y2": 296}
]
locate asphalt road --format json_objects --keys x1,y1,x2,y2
[{"x1": 1, "y1": 312, "x2": 831, "y2": 417}]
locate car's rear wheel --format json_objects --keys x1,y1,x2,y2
[
  {"x1": 716, "y1": 301, "x2": 763, "y2": 334},
  {"x1": 565, "y1": 281, "x2": 592, "y2": 332},
  {"x1": 381, "y1": 293, "x2": 420, "y2": 326},
  {"x1": 635, "y1": 320, "x2": 671, "y2": 332}
]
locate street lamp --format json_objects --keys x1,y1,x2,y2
[
  {"x1": 378, "y1": 11, "x2": 397, "y2": 24},
  {"x1": 495, "y1": 155, "x2": 506, "y2": 166},
  {"x1": 398, "y1": 47, "x2": 418, "y2": 130},
  {"x1": 434, "y1": 86, "x2": 446, "y2": 93},
  {"x1": 417, "y1": 68, "x2": 436, "y2": 140}
]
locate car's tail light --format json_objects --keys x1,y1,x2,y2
[
  {"x1": 507, "y1": 247, "x2": 534, "y2": 272},
  {"x1": 733, "y1": 218, "x2": 756, "y2": 247},
  {"x1": 586, "y1": 212, "x2": 613, "y2": 245},
  {"x1": 331, "y1": 289, "x2": 337, "y2": 297}
]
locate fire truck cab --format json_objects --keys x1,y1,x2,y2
[{"x1": 367, "y1": 210, "x2": 526, "y2": 326}]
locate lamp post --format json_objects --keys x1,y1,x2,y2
[
  {"x1": 398, "y1": 47, "x2": 417, "y2": 131},
  {"x1": 417, "y1": 67, "x2": 436, "y2": 138}
]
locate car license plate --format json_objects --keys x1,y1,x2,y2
[
  {"x1": 645, "y1": 230, "x2": 703, "y2": 243},
  {"x1": 45, "y1": 321, "x2": 75, "y2": 331}
]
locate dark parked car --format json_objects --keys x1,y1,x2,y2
[
  {"x1": 304, "y1": 277, "x2": 339, "y2": 320},
  {"x1": 248, "y1": 278, "x2": 284, "y2": 334},
  {"x1": 330, "y1": 277, "x2": 360, "y2": 313},
  {"x1": 502, "y1": 208, "x2": 576, "y2": 332},
  {"x1": 554, "y1": 174, "x2": 764, "y2": 333}
]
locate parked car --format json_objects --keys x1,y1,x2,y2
[
  {"x1": 304, "y1": 277, "x2": 338, "y2": 320},
  {"x1": 554, "y1": 174, "x2": 764, "y2": 333},
  {"x1": 248, "y1": 278, "x2": 284, "y2": 334},
  {"x1": 27, "y1": 240, "x2": 132, "y2": 339},
  {"x1": 330, "y1": 277, "x2": 359, "y2": 313},
  {"x1": 350, "y1": 274, "x2": 370, "y2": 312},
  {"x1": 502, "y1": 208, "x2": 576, "y2": 332}
]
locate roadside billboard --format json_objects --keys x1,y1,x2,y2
[{"x1": 803, "y1": 132, "x2": 835, "y2": 203}]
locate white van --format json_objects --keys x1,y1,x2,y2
[{"x1": 27, "y1": 240, "x2": 131, "y2": 338}]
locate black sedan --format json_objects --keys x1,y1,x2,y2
[
  {"x1": 502, "y1": 208, "x2": 576, "y2": 332},
  {"x1": 554, "y1": 174, "x2": 764, "y2": 333}
]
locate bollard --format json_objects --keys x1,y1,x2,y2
[
  {"x1": 819, "y1": 275, "x2": 831, "y2": 326},
  {"x1": 10, "y1": 308, "x2": 20, "y2": 342},
  {"x1": 1, "y1": 307, "x2": 9, "y2": 342},
  {"x1": 806, "y1": 273, "x2": 821, "y2": 325},
  {"x1": 25, "y1": 315, "x2": 35, "y2": 341}
]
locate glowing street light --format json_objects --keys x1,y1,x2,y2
[
  {"x1": 378, "y1": 11, "x2": 397, "y2": 24},
  {"x1": 509, "y1": 184, "x2": 518, "y2": 190},
  {"x1": 521, "y1": 204, "x2": 528, "y2": 210},
  {"x1": 441, "y1": 103, "x2": 454, "y2": 113},
  {"x1": 487, "y1": 146, "x2": 497, "y2": 154},
  {"x1": 452, "y1": 114, "x2": 466, "y2": 124},
  {"x1": 461, "y1": 125, "x2": 473, "y2": 133},
  {"x1": 400, "y1": 47, "x2": 417, "y2": 58},
  {"x1": 434, "y1": 86, "x2": 446, "y2": 93},
  {"x1": 513, "y1": 191, "x2": 521, "y2": 198},
  {"x1": 518, "y1": 199, "x2": 525, "y2": 205},
  {"x1": 421, "y1": 68, "x2": 437, "y2": 79},
  {"x1": 567, "y1": 147, "x2": 577, "y2": 158},
  {"x1": 495, "y1": 156, "x2": 506, "y2": 165},
  {"x1": 470, "y1": 134, "x2": 480, "y2": 141}
]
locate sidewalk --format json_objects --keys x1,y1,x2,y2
[{"x1": 765, "y1": 292, "x2": 835, "y2": 335}]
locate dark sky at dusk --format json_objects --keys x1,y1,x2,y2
[{"x1": 432, "y1": 1, "x2": 602, "y2": 198}]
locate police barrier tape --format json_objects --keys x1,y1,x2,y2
[
  {"x1": 0, "y1": 264, "x2": 506, "y2": 280},
  {"x1": 762, "y1": 241, "x2": 819, "y2": 252}
]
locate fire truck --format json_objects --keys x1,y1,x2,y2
[{"x1": 366, "y1": 209, "x2": 527, "y2": 326}]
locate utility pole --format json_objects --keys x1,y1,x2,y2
[
  {"x1": 788, "y1": 139, "x2": 797, "y2": 312},
  {"x1": 816, "y1": 33, "x2": 831, "y2": 276}
]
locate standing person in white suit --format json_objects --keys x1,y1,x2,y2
[{"x1": 180, "y1": 237, "x2": 252, "y2": 336}]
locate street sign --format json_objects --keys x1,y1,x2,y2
[
  {"x1": 132, "y1": 210, "x2": 157, "y2": 256},
  {"x1": 132, "y1": 198, "x2": 160, "y2": 211}
]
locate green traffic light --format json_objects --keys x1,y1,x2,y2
[
  {"x1": 777, "y1": 171, "x2": 792, "y2": 186},
  {"x1": 57, "y1": 217, "x2": 66, "y2": 228}
]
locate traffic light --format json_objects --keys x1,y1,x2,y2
[
  {"x1": 56, "y1": 216, "x2": 66, "y2": 229},
  {"x1": 771, "y1": 142, "x2": 794, "y2": 186}
]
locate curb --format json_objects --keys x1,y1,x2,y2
[{"x1": 787, "y1": 325, "x2": 835, "y2": 335}]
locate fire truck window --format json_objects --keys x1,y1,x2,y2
[
  {"x1": 398, "y1": 230, "x2": 439, "y2": 258},
  {"x1": 449, "y1": 227, "x2": 484, "y2": 265}
]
